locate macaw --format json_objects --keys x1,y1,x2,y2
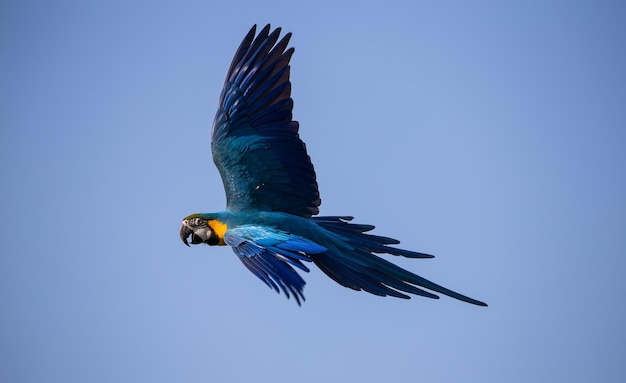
[{"x1": 180, "y1": 24, "x2": 487, "y2": 306}]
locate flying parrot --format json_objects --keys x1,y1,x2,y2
[{"x1": 180, "y1": 24, "x2": 487, "y2": 306}]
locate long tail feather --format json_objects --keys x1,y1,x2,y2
[{"x1": 312, "y1": 216, "x2": 487, "y2": 306}]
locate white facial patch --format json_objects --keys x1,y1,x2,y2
[{"x1": 192, "y1": 226, "x2": 212, "y2": 241}]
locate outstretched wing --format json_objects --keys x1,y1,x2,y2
[
  {"x1": 223, "y1": 225, "x2": 327, "y2": 305},
  {"x1": 211, "y1": 24, "x2": 321, "y2": 217}
]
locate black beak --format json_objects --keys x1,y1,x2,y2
[
  {"x1": 180, "y1": 222, "x2": 208, "y2": 246},
  {"x1": 180, "y1": 223, "x2": 193, "y2": 247}
]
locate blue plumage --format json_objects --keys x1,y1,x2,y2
[
  {"x1": 180, "y1": 25, "x2": 487, "y2": 307},
  {"x1": 211, "y1": 25, "x2": 319, "y2": 218},
  {"x1": 224, "y1": 224, "x2": 325, "y2": 304}
]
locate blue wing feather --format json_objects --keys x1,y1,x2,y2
[
  {"x1": 224, "y1": 225, "x2": 326, "y2": 305},
  {"x1": 211, "y1": 24, "x2": 320, "y2": 217},
  {"x1": 312, "y1": 216, "x2": 434, "y2": 258}
]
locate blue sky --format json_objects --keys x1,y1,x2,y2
[{"x1": 2, "y1": 1, "x2": 625, "y2": 382}]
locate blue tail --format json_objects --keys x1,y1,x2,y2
[{"x1": 311, "y1": 216, "x2": 487, "y2": 306}]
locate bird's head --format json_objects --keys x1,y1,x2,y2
[{"x1": 180, "y1": 214, "x2": 227, "y2": 247}]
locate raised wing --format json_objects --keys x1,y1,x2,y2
[
  {"x1": 224, "y1": 225, "x2": 327, "y2": 305},
  {"x1": 211, "y1": 24, "x2": 321, "y2": 217}
]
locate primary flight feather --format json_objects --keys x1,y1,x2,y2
[{"x1": 180, "y1": 24, "x2": 487, "y2": 306}]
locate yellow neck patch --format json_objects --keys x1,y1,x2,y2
[{"x1": 208, "y1": 220, "x2": 228, "y2": 245}]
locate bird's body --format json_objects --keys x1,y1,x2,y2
[{"x1": 180, "y1": 24, "x2": 487, "y2": 306}]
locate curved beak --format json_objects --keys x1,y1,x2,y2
[{"x1": 180, "y1": 221, "x2": 192, "y2": 247}]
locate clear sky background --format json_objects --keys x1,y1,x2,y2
[{"x1": 2, "y1": 1, "x2": 625, "y2": 382}]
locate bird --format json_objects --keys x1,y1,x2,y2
[{"x1": 180, "y1": 24, "x2": 487, "y2": 307}]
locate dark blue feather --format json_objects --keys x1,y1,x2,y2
[
  {"x1": 312, "y1": 216, "x2": 434, "y2": 258},
  {"x1": 211, "y1": 24, "x2": 321, "y2": 218},
  {"x1": 311, "y1": 216, "x2": 487, "y2": 305}
]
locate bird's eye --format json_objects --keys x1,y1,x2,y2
[{"x1": 190, "y1": 217, "x2": 206, "y2": 226}]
